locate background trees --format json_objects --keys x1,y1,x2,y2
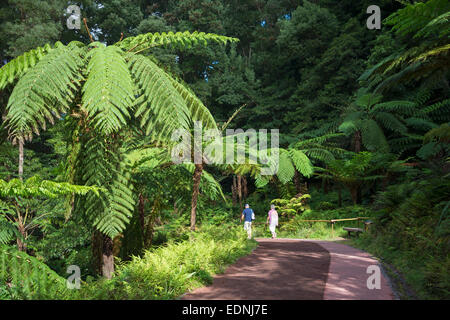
[{"x1": 0, "y1": 0, "x2": 448, "y2": 298}]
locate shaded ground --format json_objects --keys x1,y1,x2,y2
[
  {"x1": 182, "y1": 239, "x2": 330, "y2": 300},
  {"x1": 182, "y1": 239, "x2": 396, "y2": 300}
]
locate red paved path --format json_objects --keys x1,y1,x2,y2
[{"x1": 182, "y1": 238, "x2": 396, "y2": 300}]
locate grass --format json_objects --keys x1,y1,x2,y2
[{"x1": 252, "y1": 206, "x2": 374, "y2": 240}]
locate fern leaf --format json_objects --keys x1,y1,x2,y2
[
  {"x1": 6, "y1": 43, "x2": 84, "y2": 140},
  {"x1": 82, "y1": 45, "x2": 134, "y2": 135}
]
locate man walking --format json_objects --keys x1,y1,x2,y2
[{"x1": 240, "y1": 204, "x2": 255, "y2": 239}]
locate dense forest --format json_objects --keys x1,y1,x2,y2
[{"x1": 0, "y1": 0, "x2": 449, "y2": 300}]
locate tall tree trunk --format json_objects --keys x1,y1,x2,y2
[
  {"x1": 92, "y1": 231, "x2": 103, "y2": 275},
  {"x1": 18, "y1": 139, "x2": 24, "y2": 180},
  {"x1": 357, "y1": 187, "x2": 362, "y2": 205},
  {"x1": 102, "y1": 234, "x2": 114, "y2": 279},
  {"x1": 190, "y1": 163, "x2": 203, "y2": 231},
  {"x1": 232, "y1": 175, "x2": 237, "y2": 206},
  {"x1": 350, "y1": 187, "x2": 358, "y2": 206},
  {"x1": 293, "y1": 169, "x2": 302, "y2": 194},
  {"x1": 16, "y1": 222, "x2": 27, "y2": 252},
  {"x1": 17, "y1": 139, "x2": 25, "y2": 251},
  {"x1": 138, "y1": 193, "x2": 145, "y2": 239},
  {"x1": 354, "y1": 130, "x2": 362, "y2": 153},
  {"x1": 242, "y1": 176, "x2": 248, "y2": 199},
  {"x1": 237, "y1": 174, "x2": 242, "y2": 210},
  {"x1": 337, "y1": 185, "x2": 342, "y2": 208}
]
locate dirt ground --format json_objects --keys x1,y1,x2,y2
[{"x1": 182, "y1": 238, "x2": 395, "y2": 300}]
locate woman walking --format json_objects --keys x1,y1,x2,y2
[{"x1": 266, "y1": 204, "x2": 279, "y2": 239}]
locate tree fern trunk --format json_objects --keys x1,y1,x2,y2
[
  {"x1": 138, "y1": 193, "x2": 145, "y2": 239},
  {"x1": 102, "y1": 234, "x2": 114, "y2": 279},
  {"x1": 354, "y1": 130, "x2": 362, "y2": 153},
  {"x1": 232, "y1": 175, "x2": 237, "y2": 206},
  {"x1": 18, "y1": 139, "x2": 24, "y2": 180},
  {"x1": 294, "y1": 169, "x2": 302, "y2": 194},
  {"x1": 338, "y1": 185, "x2": 342, "y2": 207},
  {"x1": 350, "y1": 187, "x2": 358, "y2": 206},
  {"x1": 16, "y1": 223, "x2": 27, "y2": 252},
  {"x1": 190, "y1": 163, "x2": 203, "y2": 231},
  {"x1": 237, "y1": 174, "x2": 242, "y2": 210},
  {"x1": 242, "y1": 175, "x2": 248, "y2": 199}
]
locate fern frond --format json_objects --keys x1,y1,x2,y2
[
  {"x1": 374, "y1": 112, "x2": 408, "y2": 134},
  {"x1": 0, "y1": 43, "x2": 54, "y2": 90},
  {"x1": 0, "y1": 246, "x2": 68, "y2": 299},
  {"x1": 361, "y1": 119, "x2": 390, "y2": 152},
  {"x1": 117, "y1": 31, "x2": 238, "y2": 53},
  {"x1": 277, "y1": 150, "x2": 295, "y2": 184},
  {"x1": 168, "y1": 76, "x2": 217, "y2": 130},
  {"x1": 404, "y1": 117, "x2": 438, "y2": 131},
  {"x1": 0, "y1": 176, "x2": 99, "y2": 198},
  {"x1": 127, "y1": 54, "x2": 190, "y2": 142},
  {"x1": 6, "y1": 43, "x2": 84, "y2": 140},
  {"x1": 288, "y1": 149, "x2": 314, "y2": 178},
  {"x1": 371, "y1": 100, "x2": 417, "y2": 116},
  {"x1": 74, "y1": 138, "x2": 135, "y2": 238},
  {"x1": 386, "y1": 0, "x2": 450, "y2": 37},
  {"x1": 82, "y1": 45, "x2": 134, "y2": 135}
]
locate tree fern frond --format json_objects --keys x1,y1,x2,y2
[
  {"x1": 82, "y1": 45, "x2": 134, "y2": 135},
  {"x1": 0, "y1": 43, "x2": 54, "y2": 90},
  {"x1": 374, "y1": 112, "x2": 408, "y2": 134},
  {"x1": 6, "y1": 44, "x2": 84, "y2": 140},
  {"x1": 74, "y1": 138, "x2": 135, "y2": 238},
  {"x1": 361, "y1": 119, "x2": 390, "y2": 152},
  {"x1": 168, "y1": 76, "x2": 217, "y2": 130},
  {"x1": 371, "y1": 100, "x2": 417, "y2": 116},
  {"x1": 405, "y1": 117, "x2": 438, "y2": 131},
  {"x1": 288, "y1": 149, "x2": 313, "y2": 178},
  {"x1": 277, "y1": 150, "x2": 295, "y2": 184},
  {"x1": 117, "y1": 31, "x2": 238, "y2": 53},
  {"x1": 127, "y1": 54, "x2": 190, "y2": 142},
  {"x1": 415, "y1": 11, "x2": 450, "y2": 38},
  {"x1": 0, "y1": 246, "x2": 69, "y2": 299}
]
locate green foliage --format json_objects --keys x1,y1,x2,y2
[
  {"x1": 0, "y1": 43, "x2": 53, "y2": 89},
  {"x1": 73, "y1": 225, "x2": 256, "y2": 299},
  {"x1": 5, "y1": 42, "x2": 84, "y2": 140},
  {"x1": 0, "y1": 175, "x2": 99, "y2": 199},
  {"x1": 386, "y1": 0, "x2": 450, "y2": 39},
  {"x1": 353, "y1": 174, "x2": 450, "y2": 299},
  {"x1": 0, "y1": 245, "x2": 68, "y2": 299},
  {"x1": 83, "y1": 45, "x2": 134, "y2": 135},
  {"x1": 271, "y1": 195, "x2": 311, "y2": 219},
  {"x1": 117, "y1": 31, "x2": 238, "y2": 52}
]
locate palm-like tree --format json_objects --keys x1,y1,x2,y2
[
  {"x1": 339, "y1": 93, "x2": 415, "y2": 153},
  {"x1": 0, "y1": 31, "x2": 236, "y2": 277}
]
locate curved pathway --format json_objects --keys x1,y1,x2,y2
[{"x1": 182, "y1": 238, "x2": 395, "y2": 300}]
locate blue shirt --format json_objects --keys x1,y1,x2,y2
[{"x1": 242, "y1": 208, "x2": 254, "y2": 222}]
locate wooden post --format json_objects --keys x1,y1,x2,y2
[{"x1": 331, "y1": 220, "x2": 334, "y2": 239}]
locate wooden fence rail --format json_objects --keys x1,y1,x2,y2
[{"x1": 253, "y1": 217, "x2": 372, "y2": 238}]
